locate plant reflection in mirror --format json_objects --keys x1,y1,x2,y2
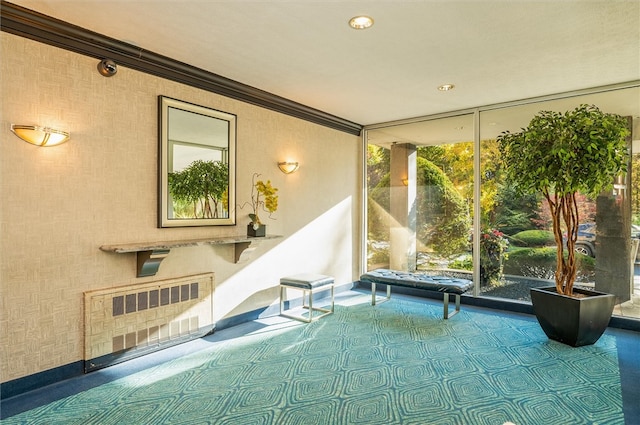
[{"x1": 168, "y1": 160, "x2": 229, "y2": 219}]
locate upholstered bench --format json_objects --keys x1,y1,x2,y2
[
  {"x1": 280, "y1": 273, "x2": 335, "y2": 323},
  {"x1": 359, "y1": 269, "x2": 472, "y2": 319}
]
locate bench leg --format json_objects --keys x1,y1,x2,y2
[
  {"x1": 371, "y1": 282, "x2": 391, "y2": 306},
  {"x1": 368, "y1": 282, "x2": 462, "y2": 319},
  {"x1": 443, "y1": 293, "x2": 461, "y2": 319}
]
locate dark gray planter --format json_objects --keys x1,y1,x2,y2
[
  {"x1": 247, "y1": 224, "x2": 266, "y2": 237},
  {"x1": 530, "y1": 286, "x2": 615, "y2": 347}
]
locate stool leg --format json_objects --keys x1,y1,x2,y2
[
  {"x1": 280, "y1": 282, "x2": 333, "y2": 323},
  {"x1": 330, "y1": 284, "x2": 334, "y2": 313},
  {"x1": 307, "y1": 289, "x2": 313, "y2": 323},
  {"x1": 280, "y1": 285, "x2": 284, "y2": 315}
]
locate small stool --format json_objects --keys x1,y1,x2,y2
[{"x1": 280, "y1": 273, "x2": 335, "y2": 323}]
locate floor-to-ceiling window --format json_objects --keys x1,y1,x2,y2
[
  {"x1": 364, "y1": 84, "x2": 640, "y2": 320},
  {"x1": 366, "y1": 114, "x2": 474, "y2": 277}
]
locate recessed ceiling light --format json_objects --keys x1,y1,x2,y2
[
  {"x1": 438, "y1": 84, "x2": 455, "y2": 91},
  {"x1": 349, "y1": 16, "x2": 374, "y2": 30}
]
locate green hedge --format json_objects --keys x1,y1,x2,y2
[
  {"x1": 449, "y1": 247, "x2": 595, "y2": 281},
  {"x1": 503, "y1": 247, "x2": 595, "y2": 279},
  {"x1": 509, "y1": 230, "x2": 555, "y2": 247}
]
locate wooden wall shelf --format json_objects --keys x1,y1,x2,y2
[{"x1": 100, "y1": 235, "x2": 281, "y2": 277}]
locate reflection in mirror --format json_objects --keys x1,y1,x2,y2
[{"x1": 159, "y1": 96, "x2": 236, "y2": 227}]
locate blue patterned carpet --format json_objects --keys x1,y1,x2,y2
[{"x1": 1, "y1": 294, "x2": 627, "y2": 424}]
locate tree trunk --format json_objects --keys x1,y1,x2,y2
[{"x1": 546, "y1": 192, "x2": 579, "y2": 295}]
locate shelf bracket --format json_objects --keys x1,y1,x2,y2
[
  {"x1": 234, "y1": 241, "x2": 255, "y2": 263},
  {"x1": 136, "y1": 249, "x2": 171, "y2": 278}
]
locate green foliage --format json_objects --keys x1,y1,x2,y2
[
  {"x1": 493, "y1": 184, "x2": 541, "y2": 234},
  {"x1": 367, "y1": 145, "x2": 390, "y2": 190},
  {"x1": 369, "y1": 157, "x2": 470, "y2": 257},
  {"x1": 368, "y1": 246, "x2": 390, "y2": 266},
  {"x1": 170, "y1": 198, "x2": 196, "y2": 219},
  {"x1": 497, "y1": 105, "x2": 629, "y2": 199},
  {"x1": 418, "y1": 145, "x2": 447, "y2": 167},
  {"x1": 503, "y1": 247, "x2": 557, "y2": 279},
  {"x1": 415, "y1": 157, "x2": 470, "y2": 256},
  {"x1": 510, "y1": 230, "x2": 556, "y2": 247},
  {"x1": 367, "y1": 173, "x2": 391, "y2": 242},
  {"x1": 503, "y1": 247, "x2": 595, "y2": 280},
  {"x1": 367, "y1": 145, "x2": 391, "y2": 242},
  {"x1": 480, "y1": 229, "x2": 509, "y2": 286},
  {"x1": 632, "y1": 154, "x2": 640, "y2": 224},
  {"x1": 479, "y1": 139, "x2": 504, "y2": 223},
  {"x1": 497, "y1": 104, "x2": 629, "y2": 295},
  {"x1": 449, "y1": 254, "x2": 472, "y2": 271},
  {"x1": 419, "y1": 143, "x2": 474, "y2": 203},
  {"x1": 168, "y1": 160, "x2": 229, "y2": 218}
]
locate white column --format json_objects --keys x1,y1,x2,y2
[{"x1": 389, "y1": 143, "x2": 417, "y2": 271}]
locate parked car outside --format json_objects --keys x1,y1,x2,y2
[
  {"x1": 571, "y1": 223, "x2": 640, "y2": 257},
  {"x1": 574, "y1": 223, "x2": 596, "y2": 257}
]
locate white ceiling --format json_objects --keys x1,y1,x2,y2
[{"x1": 8, "y1": 0, "x2": 640, "y2": 127}]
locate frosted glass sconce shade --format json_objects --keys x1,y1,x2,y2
[
  {"x1": 278, "y1": 161, "x2": 299, "y2": 174},
  {"x1": 11, "y1": 125, "x2": 70, "y2": 147}
]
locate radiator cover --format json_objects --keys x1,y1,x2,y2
[{"x1": 84, "y1": 273, "x2": 214, "y2": 372}]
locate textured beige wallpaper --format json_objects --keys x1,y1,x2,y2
[{"x1": 1, "y1": 33, "x2": 361, "y2": 382}]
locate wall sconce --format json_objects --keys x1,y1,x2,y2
[
  {"x1": 278, "y1": 161, "x2": 299, "y2": 174},
  {"x1": 11, "y1": 124, "x2": 70, "y2": 147},
  {"x1": 402, "y1": 178, "x2": 409, "y2": 186}
]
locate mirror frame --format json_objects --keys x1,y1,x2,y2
[{"x1": 158, "y1": 96, "x2": 236, "y2": 227}]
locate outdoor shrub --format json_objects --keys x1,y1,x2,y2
[
  {"x1": 480, "y1": 229, "x2": 508, "y2": 286},
  {"x1": 368, "y1": 247, "x2": 389, "y2": 267},
  {"x1": 449, "y1": 254, "x2": 472, "y2": 271},
  {"x1": 369, "y1": 157, "x2": 470, "y2": 257},
  {"x1": 504, "y1": 247, "x2": 595, "y2": 280},
  {"x1": 493, "y1": 184, "x2": 541, "y2": 235},
  {"x1": 509, "y1": 230, "x2": 555, "y2": 247},
  {"x1": 504, "y1": 247, "x2": 555, "y2": 276}
]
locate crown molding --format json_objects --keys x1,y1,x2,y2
[{"x1": 0, "y1": 1, "x2": 362, "y2": 136}]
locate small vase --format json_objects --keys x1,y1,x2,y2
[{"x1": 247, "y1": 223, "x2": 266, "y2": 237}]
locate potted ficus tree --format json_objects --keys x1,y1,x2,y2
[
  {"x1": 168, "y1": 160, "x2": 229, "y2": 218},
  {"x1": 245, "y1": 173, "x2": 278, "y2": 237},
  {"x1": 497, "y1": 104, "x2": 630, "y2": 346}
]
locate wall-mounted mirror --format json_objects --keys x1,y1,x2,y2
[{"x1": 159, "y1": 96, "x2": 236, "y2": 227}]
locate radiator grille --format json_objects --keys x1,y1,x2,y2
[{"x1": 84, "y1": 273, "x2": 214, "y2": 371}]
